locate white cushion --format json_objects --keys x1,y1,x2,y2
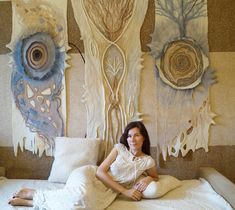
[
  {"x1": 48, "y1": 137, "x2": 102, "y2": 183},
  {"x1": 143, "y1": 175, "x2": 182, "y2": 198}
]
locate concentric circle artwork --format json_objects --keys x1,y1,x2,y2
[
  {"x1": 11, "y1": 31, "x2": 66, "y2": 146},
  {"x1": 25, "y1": 42, "x2": 48, "y2": 70},
  {"x1": 8, "y1": 0, "x2": 68, "y2": 156},
  {"x1": 22, "y1": 32, "x2": 56, "y2": 80},
  {"x1": 159, "y1": 39, "x2": 205, "y2": 89},
  {"x1": 15, "y1": 32, "x2": 56, "y2": 81}
]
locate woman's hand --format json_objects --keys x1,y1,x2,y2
[
  {"x1": 122, "y1": 188, "x2": 142, "y2": 201},
  {"x1": 133, "y1": 176, "x2": 154, "y2": 192}
]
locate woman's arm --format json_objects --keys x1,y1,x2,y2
[
  {"x1": 134, "y1": 166, "x2": 158, "y2": 192},
  {"x1": 146, "y1": 166, "x2": 159, "y2": 180},
  {"x1": 96, "y1": 148, "x2": 142, "y2": 201},
  {"x1": 96, "y1": 148, "x2": 124, "y2": 193}
]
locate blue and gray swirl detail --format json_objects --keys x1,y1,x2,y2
[{"x1": 11, "y1": 32, "x2": 65, "y2": 145}]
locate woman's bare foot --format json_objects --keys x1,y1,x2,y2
[
  {"x1": 13, "y1": 188, "x2": 36, "y2": 200},
  {"x1": 8, "y1": 198, "x2": 33, "y2": 206}
]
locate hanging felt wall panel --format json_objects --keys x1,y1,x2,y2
[
  {"x1": 150, "y1": 0, "x2": 216, "y2": 160},
  {"x1": 71, "y1": 0, "x2": 148, "y2": 156},
  {"x1": 8, "y1": 0, "x2": 69, "y2": 156}
]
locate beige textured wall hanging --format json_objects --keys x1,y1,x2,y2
[
  {"x1": 150, "y1": 0, "x2": 216, "y2": 160},
  {"x1": 8, "y1": 0, "x2": 69, "y2": 156},
  {"x1": 71, "y1": 0, "x2": 148, "y2": 156}
]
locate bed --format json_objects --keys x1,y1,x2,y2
[{"x1": 0, "y1": 167, "x2": 234, "y2": 210}]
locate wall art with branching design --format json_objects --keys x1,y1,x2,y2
[
  {"x1": 71, "y1": 0, "x2": 148, "y2": 157},
  {"x1": 150, "y1": 0, "x2": 216, "y2": 160}
]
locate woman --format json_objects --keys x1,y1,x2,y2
[{"x1": 9, "y1": 121, "x2": 158, "y2": 209}]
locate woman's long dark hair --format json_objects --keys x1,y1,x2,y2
[{"x1": 119, "y1": 121, "x2": 151, "y2": 155}]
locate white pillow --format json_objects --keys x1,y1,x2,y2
[
  {"x1": 142, "y1": 175, "x2": 182, "y2": 198},
  {"x1": 48, "y1": 137, "x2": 102, "y2": 183}
]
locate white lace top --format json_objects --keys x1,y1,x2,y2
[{"x1": 109, "y1": 143, "x2": 155, "y2": 187}]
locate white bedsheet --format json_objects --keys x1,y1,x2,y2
[{"x1": 0, "y1": 177, "x2": 232, "y2": 210}]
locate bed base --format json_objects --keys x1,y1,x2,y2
[{"x1": 198, "y1": 167, "x2": 235, "y2": 209}]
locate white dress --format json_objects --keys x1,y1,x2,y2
[{"x1": 33, "y1": 143, "x2": 155, "y2": 210}]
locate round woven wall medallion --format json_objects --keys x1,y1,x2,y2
[
  {"x1": 26, "y1": 42, "x2": 48, "y2": 70},
  {"x1": 159, "y1": 39, "x2": 205, "y2": 89},
  {"x1": 14, "y1": 32, "x2": 57, "y2": 81}
]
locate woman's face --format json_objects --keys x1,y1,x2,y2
[{"x1": 127, "y1": 127, "x2": 144, "y2": 151}]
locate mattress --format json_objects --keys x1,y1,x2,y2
[{"x1": 0, "y1": 177, "x2": 232, "y2": 210}]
